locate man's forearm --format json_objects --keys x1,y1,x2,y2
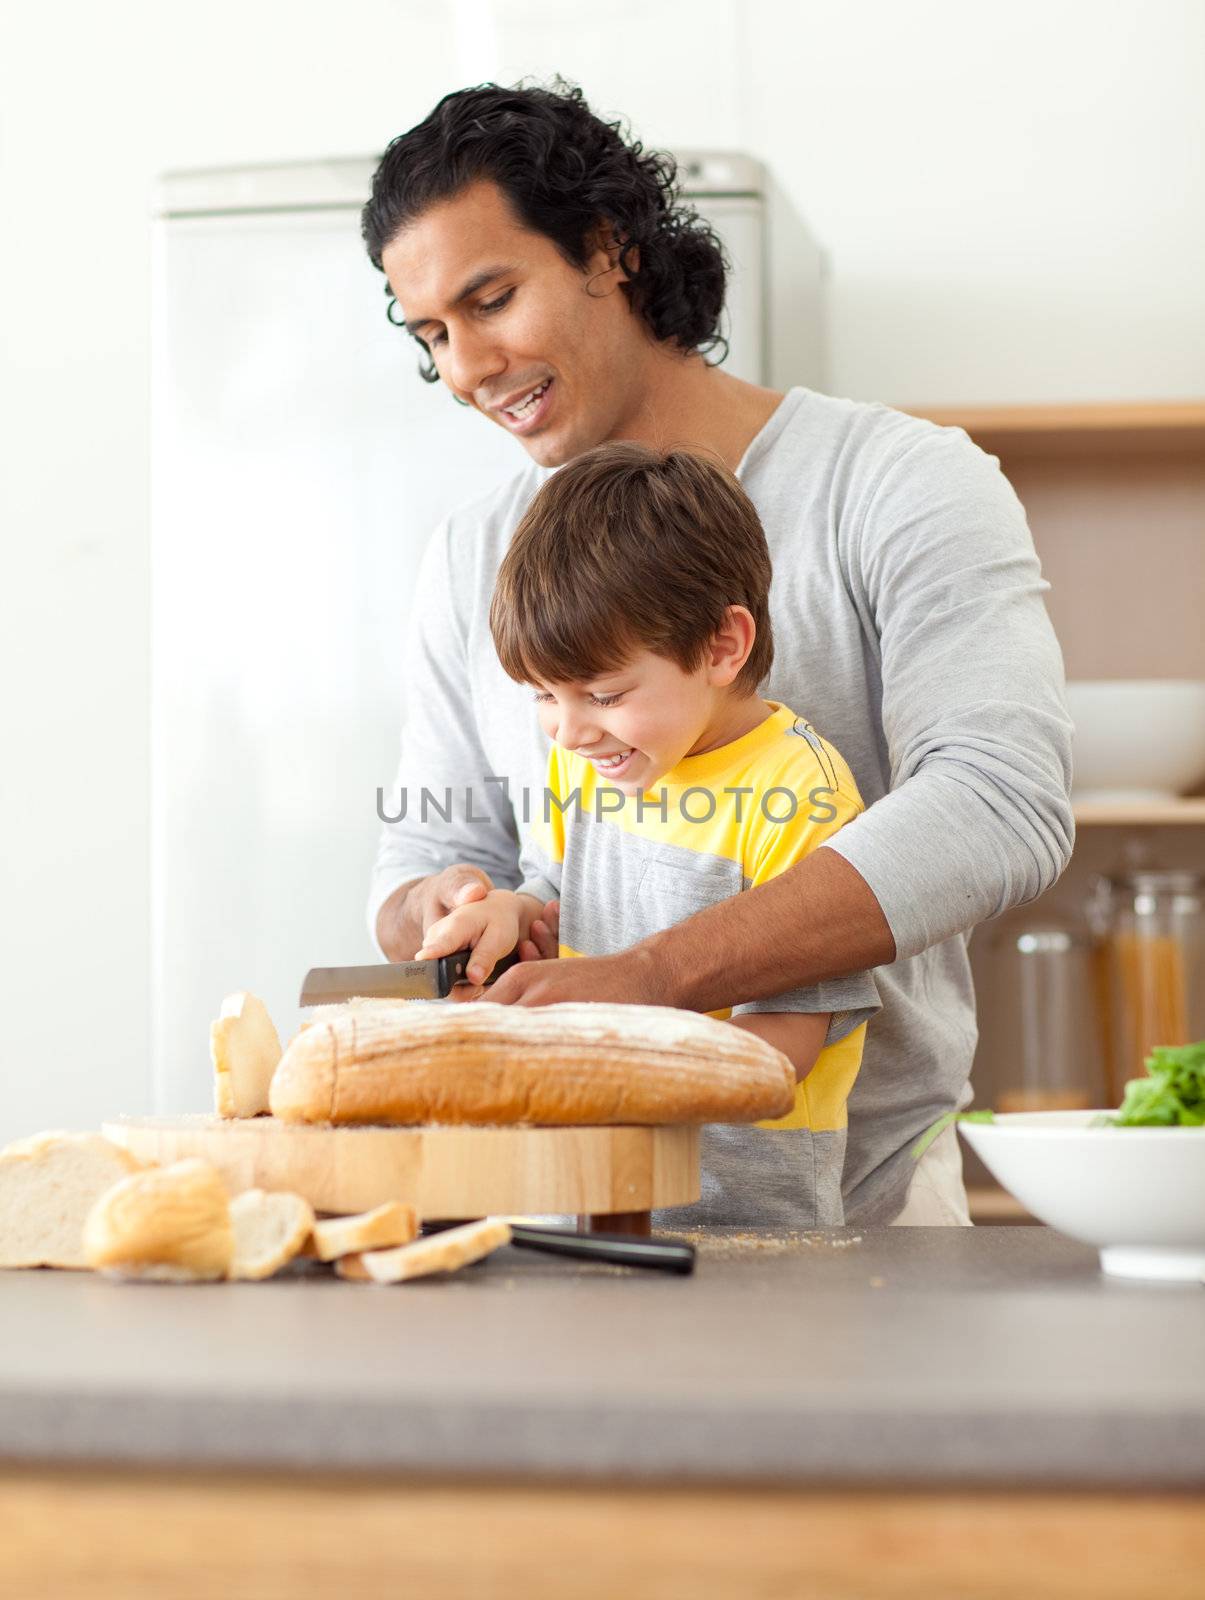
[{"x1": 640, "y1": 846, "x2": 895, "y2": 1013}]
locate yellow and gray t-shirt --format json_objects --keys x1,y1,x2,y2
[{"x1": 516, "y1": 702, "x2": 881, "y2": 1227}]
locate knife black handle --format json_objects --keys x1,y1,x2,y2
[
  {"x1": 437, "y1": 946, "x2": 523, "y2": 996},
  {"x1": 508, "y1": 1224, "x2": 696, "y2": 1275}
]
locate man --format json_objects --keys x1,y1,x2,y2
[{"x1": 361, "y1": 81, "x2": 1075, "y2": 1225}]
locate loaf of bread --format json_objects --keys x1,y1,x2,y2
[
  {"x1": 83, "y1": 1158, "x2": 234, "y2": 1282},
  {"x1": 270, "y1": 1001, "x2": 794, "y2": 1127},
  {"x1": 336, "y1": 1217, "x2": 511, "y2": 1283},
  {"x1": 0, "y1": 1131, "x2": 146, "y2": 1270}
]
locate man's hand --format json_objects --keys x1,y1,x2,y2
[
  {"x1": 376, "y1": 863, "x2": 494, "y2": 961},
  {"x1": 484, "y1": 945, "x2": 668, "y2": 1008},
  {"x1": 417, "y1": 888, "x2": 541, "y2": 986}
]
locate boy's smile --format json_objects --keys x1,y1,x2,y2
[{"x1": 533, "y1": 646, "x2": 772, "y2": 794}]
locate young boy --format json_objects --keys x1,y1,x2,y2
[{"x1": 417, "y1": 442, "x2": 880, "y2": 1226}]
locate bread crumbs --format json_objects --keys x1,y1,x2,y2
[{"x1": 676, "y1": 1231, "x2": 863, "y2": 1256}]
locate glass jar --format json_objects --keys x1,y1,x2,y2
[
  {"x1": 1086, "y1": 870, "x2": 1205, "y2": 1102},
  {"x1": 994, "y1": 922, "x2": 1107, "y2": 1112}
]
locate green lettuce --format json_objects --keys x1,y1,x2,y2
[
  {"x1": 909, "y1": 1110, "x2": 995, "y2": 1162},
  {"x1": 1107, "y1": 1039, "x2": 1205, "y2": 1127},
  {"x1": 910, "y1": 1038, "x2": 1205, "y2": 1156}
]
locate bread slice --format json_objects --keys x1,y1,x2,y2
[
  {"x1": 228, "y1": 1188, "x2": 315, "y2": 1279},
  {"x1": 211, "y1": 992, "x2": 282, "y2": 1118},
  {"x1": 310, "y1": 1201, "x2": 418, "y2": 1262},
  {"x1": 336, "y1": 1217, "x2": 512, "y2": 1283},
  {"x1": 270, "y1": 1001, "x2": 795, "y2": 1127},
  {"x1": 0, "y1": 1131, "x2": 146, "y2": 1270},
  {"x1": 83, "y1": 1158, "x2": 233, "y2": 1281}
]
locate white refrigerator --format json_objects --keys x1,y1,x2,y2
[{"x1": 150, "y1": 152, "x2": 823, "y2": 1113}]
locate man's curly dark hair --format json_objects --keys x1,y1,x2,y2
[{"x1": 361, "y1": 79, "x2": 729, "y2": 383}]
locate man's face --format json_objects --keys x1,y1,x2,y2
[
  {"x1": 532, "y1": 649, "x2": 721, "y2": 794},
  {"x1": 381, "y1": 181, "x2": 654, "y2": 467}
]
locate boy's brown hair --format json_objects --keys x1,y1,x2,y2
[{"x1": 490, "y1": 441, "x2": 774, "y2": 694}]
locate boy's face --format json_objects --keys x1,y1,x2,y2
[
  {"x1": 533, "y1": 648, "x2": 730, "y2": 794},
  {"x1": 381, "y1": 181, "x2": 656, "y2": 468}
]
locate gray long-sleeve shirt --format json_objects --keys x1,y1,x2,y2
[{"x1": 368, "y1": 387, "x2": 1075, "y2": 1224}]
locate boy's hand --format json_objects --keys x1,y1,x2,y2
[
  {"x1": 416, "y1": 889, "x2": 538, "y2": 986},
  {"x1": 519, "y1": 899, "x2": 560, "y2": 962}
]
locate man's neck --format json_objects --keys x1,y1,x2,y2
[{"x1": 607, "y1": 353, "x2": 785, "y2": 474}]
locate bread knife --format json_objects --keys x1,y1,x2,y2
[
  {"x1": 422, "y1": 1220, "x2": 696, "y2": 1275},
  {"x1": 508, "y1": 1225, "x2": 696, "y2": 1275},
  {"x1": 299, "y1": 947, "x2": 522, "y2": 1006}
]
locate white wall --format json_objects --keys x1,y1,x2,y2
[
  {"x1": 485, "y1": 0, "x2": 1205, "y2": 405},
  {"x1": 2, "y1": 0, "x2": 1202, "y2": 1145}
]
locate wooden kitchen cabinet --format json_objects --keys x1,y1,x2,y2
[{"x1": 908, "y1": 401, "x2": 1205, "y2": 1208}]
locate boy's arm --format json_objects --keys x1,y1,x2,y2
[
  {"x1": 727, "y1": 1012, "x2": 831, "y2": 1083},
  {"x1": 416, "y1": 730, "x2": 569, "y2": 984}
]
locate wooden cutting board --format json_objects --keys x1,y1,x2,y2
[{"x1": 102, "y1": 1115, "x2": 700, "y2": 1219}]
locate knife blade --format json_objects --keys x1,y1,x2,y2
[{"x1": 299, "y1": 947, "x2": 521, "y2": 1006}]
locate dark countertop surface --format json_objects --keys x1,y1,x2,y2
[{"x1": 2, "y1": 1226, "x2": 1202, "y2": 1488}]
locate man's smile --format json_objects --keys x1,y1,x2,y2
[{"x1": 491, "y1": 376, "x2": 555, "y2": 433}]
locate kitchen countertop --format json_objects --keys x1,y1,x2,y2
[{"x1": 1, "y1": 1226, "x2": 1201, "y2": 1489}]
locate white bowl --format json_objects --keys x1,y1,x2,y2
[
  {"x1": 1066, "y1": 680, "x2": 1205, "y2": 803},
  {"x1": 960, "y1": 1111, "x2": 1205, "y2": 1280}
]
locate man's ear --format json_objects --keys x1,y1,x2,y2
[
  {"x1": 709, "y1": 606, "x2": 757, "y2": 687},
  {"x1": 587, "y1": 219, "x2": 637, "y2": 283}
]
